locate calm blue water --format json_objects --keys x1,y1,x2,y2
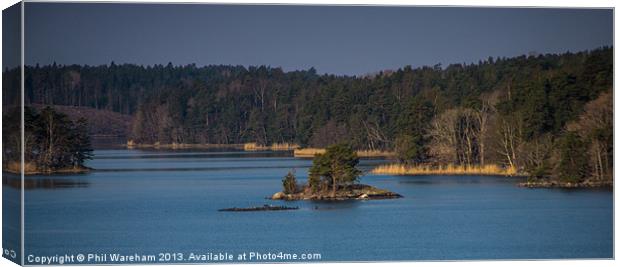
[{"x1": 9, "y1": 149, "x2": 613, "y2": 263}]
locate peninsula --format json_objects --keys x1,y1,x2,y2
[{"x1": 3, "y1": 106, "x2": 93, "y2": 175}]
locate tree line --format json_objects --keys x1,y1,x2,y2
[{"x1": 7, "y1": 46, "x2": 612, "y2": 182}]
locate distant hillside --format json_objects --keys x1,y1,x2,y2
[
  {"x1": 4, "y1": 47, "x2": 613, "y2": 184},
  {"x1": 10, "y1": 47, "x2": 611, "y2": 149},
  {"x1": 30, "y1": 104, "x2": 132, "y2": 137}
]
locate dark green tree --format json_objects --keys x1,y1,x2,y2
[
  {"x1": 394, "y1": 134, "x2": 426, "y2": 164},
  {"x1": 308, "y1": 143, "x2": 362, "y2": 196},
  {"x1": 70, "y1": 117, "x2": 94, "y2": 168},
  {"x1": 394, "y1": 97, "x2": 434, "y2": 163},
  {"x1": 282, "y1": 170, "x2": 298, "y2": 194},
  {"x1": 556, "y1": 132, "x2": 589, "y2": 183}
]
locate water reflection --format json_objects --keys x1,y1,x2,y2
[
  {"x1": 308, "y1": 199, "x2": 364, "y2": 210},
  {"x1": 91, "y1": 163, "x2": 379, "y2": 172},
  {"x1": 20, "y1": 149, "x2": 614, "y2": 260},
  {"x1": 3, "y1": 177, "x2": 89, "y2": 189},
  {"x1": 395, "y1": 175, "x2": 526, "y2": 186},
  {"x1": 398, "y1": 180, "x2": 434, "y2": 185},
  {"x1": 95, "y1": 166, "x2": 309, "y2": 172},
  {"x1": 94, "y1": 151, "x2": 293, "y2": 160}
]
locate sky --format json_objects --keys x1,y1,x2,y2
[{"x1": 8, "y1": 3, "x2": 614, "y2": 75}]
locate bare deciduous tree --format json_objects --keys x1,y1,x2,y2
[
  {"x1": 496, "y1": 117, "x2": 522, "y2": 170},
  {"x1": 567, "y1": 91, "x2": 612, "y2": 181},
  {"x1": 362, "y1": 120, "x2": 390, "y2": 150},
  {"x1": 429, "y1": 109, "x2": 460, "y2": 164}
]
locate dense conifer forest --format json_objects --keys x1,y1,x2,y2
[{"x1": 3, "y1": 47, "x2": 612, "y2": 183}]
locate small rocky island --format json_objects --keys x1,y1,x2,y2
[
  {"x1": 271, "y1": 143, "x2": 403, "y2": 201},
  {"x1": 271, "y1": 184, "x2": 402, "y2": 201}
]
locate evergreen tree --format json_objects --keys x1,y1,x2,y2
[
  {"x1": 556, "y1": 132, "x2": 589, "y2": 183},
  {"x1": 70, "y1": 118, "x2": 93, "y2": 168},
  {"x1": 308, "y1": 143, "x2": 362, "y2": 196},
  {"x1": 282, "y1": 170, "x2": 298, "y2": 194},
  {"x1": 394, "y1": 134, "x2": 426, "y2": 164}
]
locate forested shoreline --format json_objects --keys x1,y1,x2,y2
[
  {"x1": 2, "y1": 106, "x2": 93, "y2": 174},
  {"x1": 3, "y1": 47, "x2": 612, "y2": 184}
]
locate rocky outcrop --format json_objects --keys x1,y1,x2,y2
[
  {"x1": 270, "y1": 184, "x2": 403, "y2": 201},
  {"x1": 271, "y1": 192, "x2": 286, "y2": 200},
  {"x1": 518, "y1": 179, "x2": 612, "y2": 188}
]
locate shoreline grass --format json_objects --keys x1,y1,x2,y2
[
  {"x1": 126, "y1": 140, "x2": 244, "y2": 149},
  {"x1": 371, "y1": 163, "x2": 518, "y2": 176},
  {"x1": 294, "y1": 148, "x2": 395, "y2": 158},
  {"x1": 243, "y1": 142, "x2": 300, "y2": 151},
  {"x1": 293, "y1": 148, "x2": 326, "y2": 157},
  {"x1": 3, "y1": 161, "x2": 90, "y2": 175}
]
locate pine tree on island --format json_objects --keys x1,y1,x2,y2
[{"x1": 274, "y1": 143, "x2": 401, "y2": 200}]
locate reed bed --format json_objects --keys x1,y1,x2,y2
[
  {"x1": 294, "y1": 148, "x2": 395, "y2": 158},
  {"x1": 126, "y1": 140, "x2": 243, "y2": 149},
  {"x1": 243, "y1": 142, "x2": 300, "y2": 151},
  {"x1": 293, "y1": 148, "x2": 326, "y2": 157},
  {"x1": 371, "y1": 164, "x2": 518, "y2": 176},
  {"x1": 4, "y1": 161, "x2": 57, "y2": 174},
  {"x1": 4, "y1": 161, "x2": 38, "y2": 174}
]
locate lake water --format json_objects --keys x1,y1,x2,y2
[{"x1": 5, "y1": 149, "x2": 614, "y2": 263}]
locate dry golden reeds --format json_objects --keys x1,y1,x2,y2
[
  {"x1": 244, "y1": 142, "x2": 300, "y2": 151},
  {"x1": 4, "y1": 161, "x2": 39, "y2": 174},
  {"x1": 293, "y1": 148, "x2": 395, "y2": 158},
  {"x1": 293, "y1": 148, "x2": 326, "y2": 157},
  {"x1": 371, "y1": 163, "x2": 518, "y2": 176}
]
